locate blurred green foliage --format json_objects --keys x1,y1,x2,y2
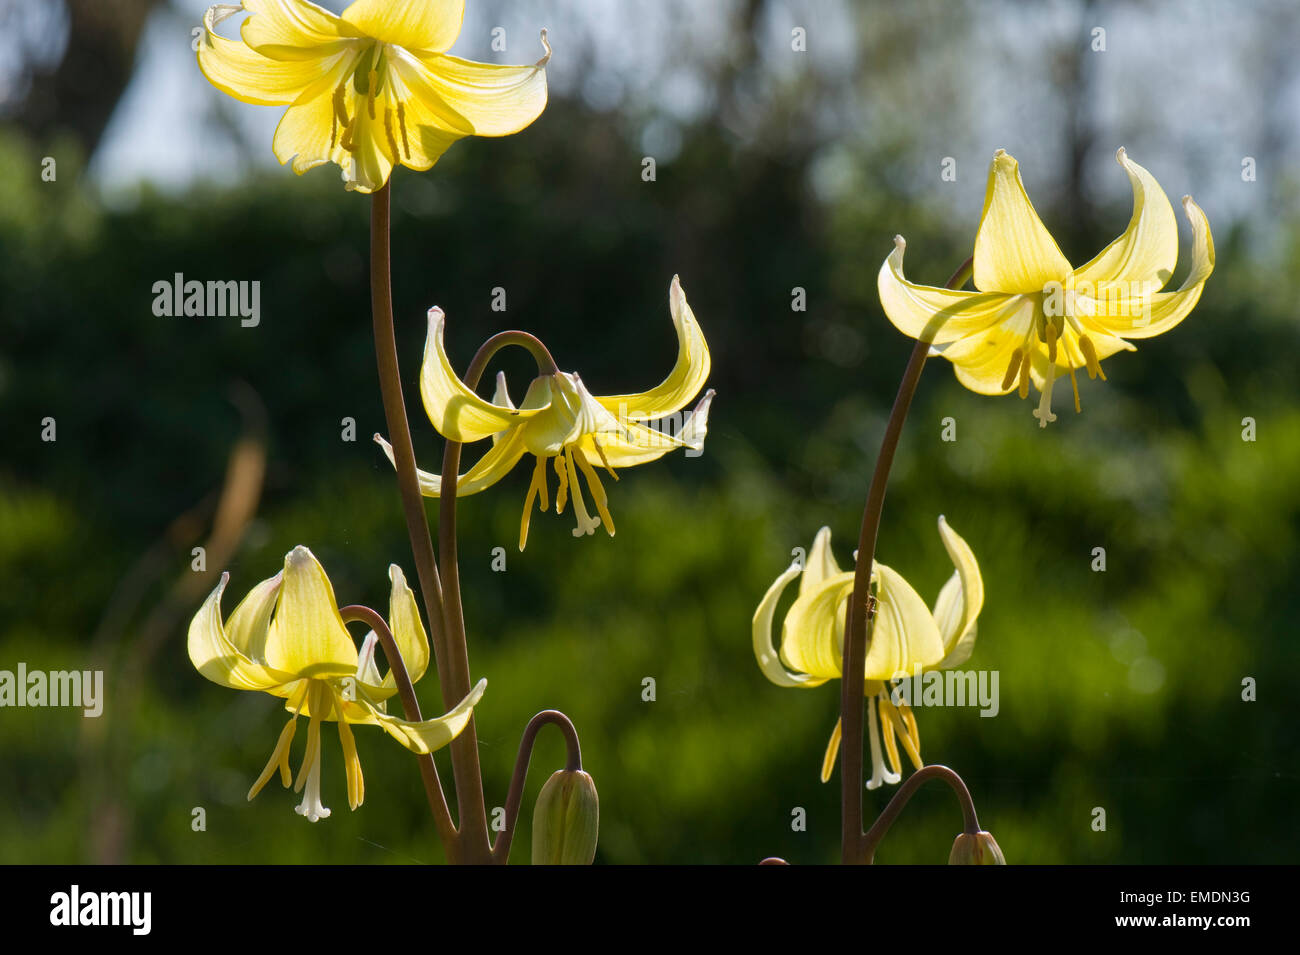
[{"x1": 1, "y1": 76, "x2": 1297, "y2": 865}]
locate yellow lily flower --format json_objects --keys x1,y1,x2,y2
[
  {"x1": 752, "y1": 517, "x2": 983, "y2": 789},
  {"x1": 378, "y1": 276, "x2": 715, "y2": 550},
  {"x1": 878, "y1": 148, "x2": 1214, "y2": 426},
  {"x1": 195, "y1": 0, "x2": 550, "y2": 193},
  {"x1": 188, "y1": 545, "x2": 486, "y2": 821}
]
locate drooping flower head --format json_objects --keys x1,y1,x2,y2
[
  {"x1": 189, "y1": 545, "x2": 485, "y2": 820},
  {"x1": 879, "y1": 148, "x2": 1214, "y2": 426},
  {"x1": 753, "y1": 517, "x2": 983, "y2": 789},
  {"x1": 378, "y1": 276, "x2": 714, "y2": 550},
  {"x1": 196, "y1": 0, "x2": 549, "y2": 192}
]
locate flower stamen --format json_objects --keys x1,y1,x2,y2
[
  {"x1": 1001, "y1": 347, "x2": 1022, "y2": 392},
  {"x1": 518, "y1": 455, "x2": 551, "y2": 551},
  {"x1": 573, "y1": 447, "x2": 615, "y2": 536}
]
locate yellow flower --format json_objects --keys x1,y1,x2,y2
[
  {"x1": 188, "y1": 545, "x2": 486, "y2": 821},
  {"x1": 878, "y1": 148, "x2": 1214, "y2": 426},
  {"x1": 196, "y1": 0, "x2": 550, "y2": 193},
  {"x1": 752, "y1": 517, "x2": 983, "y2": 789},
  {"x1": 378, "y1": 276, "x2": 714, "y2": 550}
]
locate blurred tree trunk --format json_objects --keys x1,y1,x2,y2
[{"x1": 17, "y1": 0, "x2": 163, "y2": 154}]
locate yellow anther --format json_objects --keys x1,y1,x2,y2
[
  {"x1": 1079, "y1": 334, "x2": 1106, "y2": 381},
  {"x1": 1018, "y1": 350, "x2": 1031, "y2": 399},
  {"x1": 1001, "y1": 347, "x2": 1023, "y2": 392},
  {"x1": 396, "y1": 102, "x2": 411, "y2": 158},
  {"x1": 383, "y1": 108, "x2": 400, "y2": 160},
  {"x1": 1046, "y1": 320, "x2": 1058, "y2": 363},
  {"x1": 367, "y1": 70, "x2": 378, "y2": 119},
  {"x1": 332, "y1": 81, "x2": 350, "y2": 128},
  {"x1": 1067, "y1": 361, "x2": 1081, "y2": 413}
]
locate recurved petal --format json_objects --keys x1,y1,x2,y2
[
  {"x1": 1084, "y1": 195, "x2": 1215, "y2": 341},
  {"x1": 878, "y1": 236, "x2": 1017, "y2": 344},
  {"x1": 263, "y1": 546, "x2": 359, "y2": 678},
  {"x1": 577, "y1": 388, "x2": 714, "y2": 468},
  {"x1": 189, "y1": 573, "x2": 291, "y2": 691},
  {"x1": 781, "y1": 571, "x2": 855, "y2": 680},
  {"x1": 386, "y1": 564, "x2": 430, "y2": 686},
  {"x1": 225, "y1": 570, "x2": 282, "y2": 662},
  {"x1": 375, "y1": 426, "x2": 527, "y2": 498},
  {"x1": 863, "y1": 563, "x2": 945, "y2": 681},
  {"x1": 343, "y1": 677, "x2": 486, "y2": 754},
  {"x1": 597, "y1": 276, "x2": 712, "y2": 420},
  {"x1": 197, "y1": 4, "x2": 340, "y2": 105},
  {"x1": 799, "y1": 527, "x2": 842, "y2": 597},
  {"x1": 973, "y1": 150, "x2": 1073, "y2": 294},
  {"x1": 403, "y1": 44, "x2": 550, "y2": 137},
  {"x1": 341, "y1": 86, "x2": 397, "y2": 193},
  {"x1": 753, "y1": 561, "x2": 830, "y2": 688},
  {"x1": 341, "y1": 0, "x2": 464, "y2": 53},
  {"x1": 420, "y1": 308, "x2": 545, "y2": 443},
  {"x1": 931, "y1": 516, "x2": 984, "y2": 668},
  {"x1": 240, "y1": 0, "x2": 361, "y2": 59},
  {"x1": 1072, "y1": 148, "x2": 1178, "y2": 292}
]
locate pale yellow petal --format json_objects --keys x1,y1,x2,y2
[
  {"x1": 402, "y1": 45, "x2": 549, "y2": 137},
  {"x1": 799, "y1": 526, "x2": 842, "y2": 596},
  {"x1": 878, "y1": 236, "x2": 1016, "y2": 344},
  {"x1": 376, "y1": 424, "x2": 528, "y2": 501},
  {"x1": 1072, "y1": 148, "x2": 1177, "y2": 291},
  {"x1": 973, "y1": 150, "x2": 1072, "y2": 293},
  {"x1": 781, "y1": 571, "x2": 854, "y2": 680},
  {"x1": 597, "y1": 276, "x2": 711, "y2": 420},
  {"x1": 263, "y1": 546, "x2": 359, "y2": 678},
  {"x1": 938, "y1": 297, "x2": 1036, "y2": 395},
  {"x1": 1083, "y1": 195, "x2": 1214, "y2": 340},
  {"x1": 342, "y1": 677, "x2": 485, "y2": 754},
  {"x1": 753, "y1": 561, "x2": 830, "y2": 688},
  {"x1": 271, "y1": 67, "x2": 355, "y2": 175},
  {"x1": 863, "y1": 564, "x2": 945, "y2": 681},
  {"x1": 188, "y1": 573, "x2": 291, "y2": 691},
  {"x1": 931, "y1": 516, "x2": 983, "y2": 668},
  {"x1": 240, "y1": 0, "x2": 360, "y2": 59},
  {"x1": 341, "y1": 0, "x2": 464, "y2": 53},
  {"x1": 576, "y1": 389, "x2": 713, "y2": 468},
  {"x1": 224, "y1": 570, "x2": 282, "y2": 662},
  {"x1": 419, "y1": 308, "x2": 545, "y2": 443},
  {"x1": 385, "y1": 564, "x2": 430, "y2": 687},
  {"x1": 197, "y1": 4, "x2": 341, "y2": 105}
]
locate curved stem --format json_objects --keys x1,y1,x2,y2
[
  {"x1": 491, "y1": 710, "x2": 582, "y2": 863},
  {"x1": 860, "y1": 764, "x2": 981, "y2": 864},
  {"x1": 840, "y1": 256, "x2": 973, "y2": 865},
  {"x1": 436, "y1": 327, "x2": 561, "y2": 863},
  {"x1": 339, "y1": 604, "x2": 458, "y2": 856}
]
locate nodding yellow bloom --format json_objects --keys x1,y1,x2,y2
[
  {"x1": 879, "y1": 148, "x2": 1214, "y2": 427},
  {"x1": 378, "y1": 276, "x2": 714, "y2": 551},
  {"x1": 752, "y1": 517, "x2": 983, "y2": 789},
  {"x1": 196, "y1": 0, "x2": 550, "y2": 193},
  {"x1": 188, "y1": 545, "x2": 485, "y2": 821}
]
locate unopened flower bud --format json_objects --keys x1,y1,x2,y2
[
  {"x1": 532, "y1": 769, "x2": 599, "y2": 865},
  {"x1": 948, "y1": 830, "x2": 1006, "y2": 865}
]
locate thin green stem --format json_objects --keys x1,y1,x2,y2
[
  {"x1": 339, "y1": 604, "x2": 458, "y2": 856},
  {"x1": 840, "y1": 255, "x2": 973, "y2": 865},
  {"x1": 491, "y1": 710, "x2": 583, "y2": 863},
  {"x1": 860, "y1": 764, "x2": 981, "y2": 864}
]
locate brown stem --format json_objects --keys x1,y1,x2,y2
[
  {"x1": 491, "y1": 710, "x2": 583, "y2": 863},
  {"x1": 437, "y1": 328, "x2": 563, "y2": 863},
  {"x1": 840, "y1": 255, "x2": 973, "y2": 865},
  {"x1": 860, "y1": 764, "x2": 981, "y2": 864},
  {"x1": 370, "y1": 182, "x2": 467, "y2": 856},
  {"x1": 339, "y1": 604, "x2": 458, "y2": 856}
]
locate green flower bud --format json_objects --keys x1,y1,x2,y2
[
  {"x1": 948, "y1": 830, "x2": 1006, "y2": 865},
  {"x1": 532, "y1": 769, "x2": 599, "y2": 865}
]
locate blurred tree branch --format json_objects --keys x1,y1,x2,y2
[{"x1": 15, "y1": 0, "x2": 163, "y2": 154}]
